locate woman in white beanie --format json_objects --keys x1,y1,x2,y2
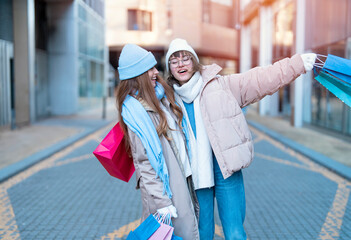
[
  {"x1": 116, "y1": 44, "x2": 199, "y2": 239},
  {"x1": 165, "y1": 38, "x2": 316, "y2": 240}
]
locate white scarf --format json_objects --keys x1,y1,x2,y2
[
  {"x1": 173, "y1": 72, "x2": 214, "y2": 190},
  {"x1": 159, "y1": 103, "x2": 192, "y2": 178}
]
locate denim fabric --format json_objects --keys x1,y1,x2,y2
[
  {"x1": 196, "y1": 157, "x2": 247, "y2": 240},
  {"x1": 183, "y1": 100, "x2": 246, "y2": 239},
  {"x1": 195, "y1": 187, "x2": 215, "y2": 240},
  {"x1": 214, "y1": 158, "x2": 247, "y2": 240}
]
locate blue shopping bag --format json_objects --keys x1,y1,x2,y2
[
  {"x1": 313, "y1": 54, "x2": 351, "y2": 107},
  {"x1": 171, "y1": 235, "x2": 183, "y2": 240},
  {"x1": 323, "y1": 54, "x2": 351, "y2": 84},
  {"x1": 126, "y1": 214, "x2": 160, "y2": 240}
]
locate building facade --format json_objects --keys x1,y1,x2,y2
[
  {"x1": 105, "y1": 0, "x2": 241, "y2": 80},
  {"x1": 0, "y1": 0, "x2": 107, "y2": 129},
  {"x1": 240, "y1": 0, "x2": 351, "y2": 137}
]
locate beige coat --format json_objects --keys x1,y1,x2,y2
[
  {"x1": 127, "y1": 98, "x2": 199, "y2": 240},
  {"x1": 198, "y1": 54, "x2": 305, "y2": 179}
]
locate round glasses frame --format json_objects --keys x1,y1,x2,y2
[{"x1": 169, "y1": 56, "x2": 192, "y2": 68}]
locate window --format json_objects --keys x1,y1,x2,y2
[{"x1": 128, "y1": 9, "x2": 152, "y2": 31}]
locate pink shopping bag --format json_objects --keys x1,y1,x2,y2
[
  {"x1": 93, "y1": 122, "x2": 135, "y2": 182},
  {"x1": 148, "y1": 222, "x2": 174, "y2": 240}
]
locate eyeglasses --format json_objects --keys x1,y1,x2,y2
[{"x1": 169, "y1": 56, "x2": 192, "y2": 68}]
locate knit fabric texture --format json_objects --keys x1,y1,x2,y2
[
  {"x1": 118, "y1": 44, "x2": 157, "y2": 80},
  {"x1": 165, "y1": 38, "x2": 199, "y2": 72}
]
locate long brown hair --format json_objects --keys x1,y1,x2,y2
[
  {"x1": 116, "y1": 71, "x2": 184, "y2": 150},
  {"x1": 167, "y1": 51, "x2": 203, "y2": 87}
]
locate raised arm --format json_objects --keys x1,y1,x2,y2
[{"x1": 225, "y1": 54, "x2": 306, "y2": 108}]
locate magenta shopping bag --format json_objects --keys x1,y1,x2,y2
[{"x1": 93, "y1": 122, "x2": 135, "y2": 182}]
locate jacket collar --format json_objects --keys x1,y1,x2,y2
[
  {"x1": 137, "y1": 97, "x2": 172, "y2": 114},
  {"x1": 201, "y1": 64, "x2": 222, "y2": 84},
  {"x1": 137, "y1": 97, "x2": 156, "y2": 112}
]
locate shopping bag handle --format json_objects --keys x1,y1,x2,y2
[
  {"x1": 314, "y1": 54, "x2": 327, "y2": 68},
  {"x1": 153, "y1": 212, "x2": 172, "y2": 226}
]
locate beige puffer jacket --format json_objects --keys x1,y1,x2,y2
[
  {"x1": 198, "y1": 54, "x2": 305, "y2": 179},
  {"x1": 127, "y1": 98, "x2": 199, "y2": 240}
]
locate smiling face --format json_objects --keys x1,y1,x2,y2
[
  {"x1": 147, "y1": 67, "x2": 159, "y2": 88},
  {"x1": 169, "y1": 52, "x2": 195, "y2": 85}
]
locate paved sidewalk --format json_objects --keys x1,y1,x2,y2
[
  {"x1": 1, "y1": 101, "x2": 351, "y2": 239},
  {"x1": 0, "y1": 100, "x2": 350, "y2": 183},
  {"x1": 245, "y1": 107, "x2": 351, "y2": 180},
  {"x1": 0, "y1": 98, "x2": 118, "y2": 182}
]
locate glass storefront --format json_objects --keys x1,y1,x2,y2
[{"x1": 77, "y1": 1, "x2": 105, "y2": 110}]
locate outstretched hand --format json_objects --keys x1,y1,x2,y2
[{"x1": 301, "y1": 53, "x2": 317, "y2": 71}]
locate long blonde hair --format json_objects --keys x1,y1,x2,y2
[{"x1": 116, "y1": 72, "x2": 183, "y2": 150}]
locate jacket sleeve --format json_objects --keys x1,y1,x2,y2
[
  {"x1": 128, "y1": 128, "x2": 172, "y2": 209},
  {"x1": 225, "y1": 54, "x2": 305, "y2": 108}
]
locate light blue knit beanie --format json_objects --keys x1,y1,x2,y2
[{"x1": 118, "y1": 44, "x2": 157, "y2": 80}]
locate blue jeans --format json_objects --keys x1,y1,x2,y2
[{"x1": 196, "y1": 158, "x2": 246, "y2": 240}]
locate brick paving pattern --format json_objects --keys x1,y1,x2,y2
[{"x1": 1, "y1": 122, "x2": 350, "y2": 239}]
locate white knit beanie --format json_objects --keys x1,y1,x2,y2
[{"x1": 165, "y1": 38, "x2": 199, "y2": 72}]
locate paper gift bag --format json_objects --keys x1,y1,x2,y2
[
  {"x1": 314, "y1": 71, "x2": 351, "y2": 107},
  {"x1": 126, "y1": 215, "x2": 161, "y2": 240},
  {"x1": 171, "y1": 236, "x2": 183, "y2": 240},
  {"x1": 93, "y1": 122, "x2": 135, "y2": 182},
  {"x1": 148, "y1": 222, "x2": 174, "y2": 240},
  {"x1": 323, "y1": 54, "x2": 351, "y2": 84}
]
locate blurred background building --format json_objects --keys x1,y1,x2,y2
[
  {"x1": 106, "y1": 0, "x2": 241, "y2": 79},
  {"x1": 1, "y1": 0, "x2": 350, "y2": 138},
  {"x1": 0, "y1": 0, "x2": 107, "y2": 129},
  {"x1": 240, "y1": 0, "x2": 351, "y2": 136},
  {"x1": 106, "y1": 0, "x2": 351, "y2": 137}
]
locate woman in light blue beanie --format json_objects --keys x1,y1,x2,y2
[{"x1": 116, "y1": 44, "x2": 199, "y2": 239}]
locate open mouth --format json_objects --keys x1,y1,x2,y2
[{"x1": 178, "y1": 69, "x2": 187, "y2": 74}]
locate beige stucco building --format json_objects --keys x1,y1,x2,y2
[{"x1": 105, "y1": 0, "x2": 240, "y2": 77}]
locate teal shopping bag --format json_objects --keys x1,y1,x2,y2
[
  {"x1": 126, "y1": 214, "x2": 160, "y2": 240},
  {"x1": 314, "y1": 71, "x2": 351, "y2": 107}
]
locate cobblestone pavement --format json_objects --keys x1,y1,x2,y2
[{"x1": 1, "y1": 123, "x2": 350, "y2": 240}]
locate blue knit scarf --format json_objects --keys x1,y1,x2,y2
[{"x1": 121, "y1": 83, "x2": 172, "y2": 197}]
